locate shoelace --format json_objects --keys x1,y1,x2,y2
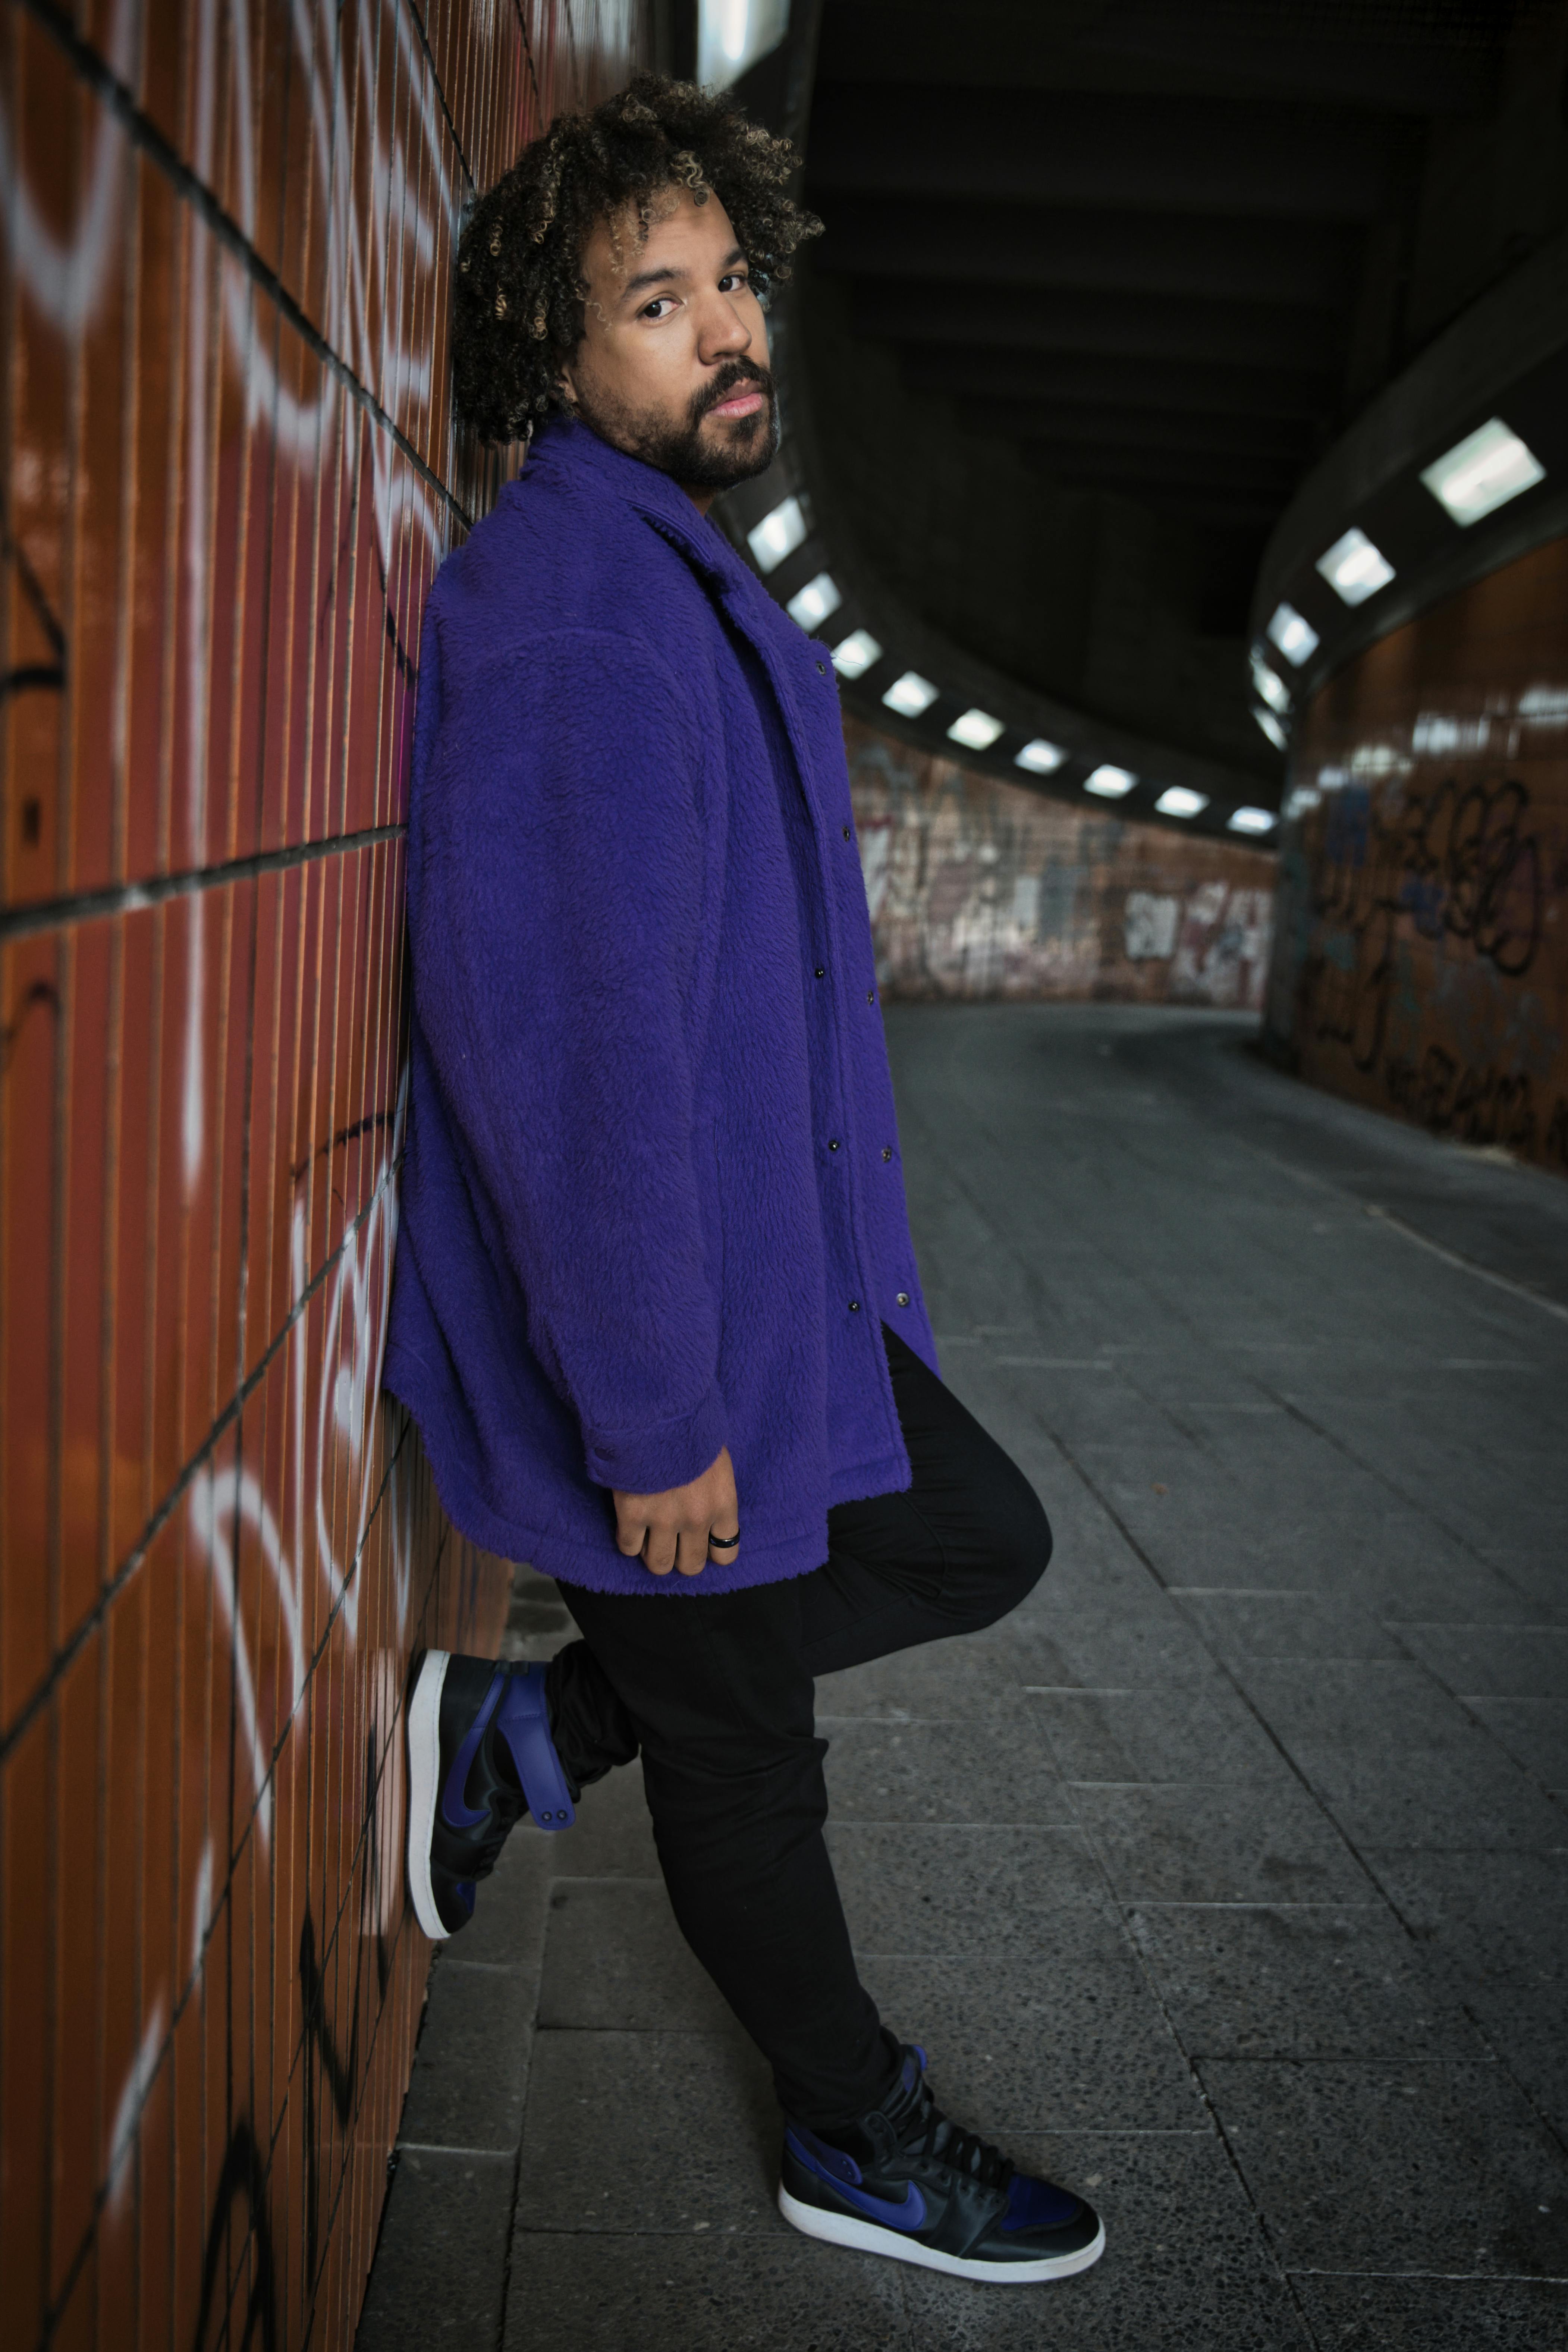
[{"x1": 899, "y1": 2079, "x2": 1014, "y2": 2196}]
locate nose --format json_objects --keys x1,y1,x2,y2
[{"x1": 697, "y1": 288, "x2": 753, "y2": 365}]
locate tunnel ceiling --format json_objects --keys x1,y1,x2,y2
[{"x1": 794, "y1": 0, "x2": 1552, "y2": 789}]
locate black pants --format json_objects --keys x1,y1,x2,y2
[{"x1": 545, "y1": 1326, "x2": 1051, "y2": 2129}]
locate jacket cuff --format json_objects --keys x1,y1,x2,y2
[{"x1": 582, "y1": 1384, "x2": 729, "y2": 1496}]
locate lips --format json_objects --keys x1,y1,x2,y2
[{"x1": 708, "y1": 389, "x2": 766, "y2": 420}]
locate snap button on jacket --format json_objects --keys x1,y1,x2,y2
[{"x1": 384, "y1": 419, "x2": 936, "y2": 1595}]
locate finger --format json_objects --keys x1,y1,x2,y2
[
  {"x1": 707, "y1": 1526, "x2": 740, "y2": 1562},
  {"x1": 615, "y1": 1504, "x2": 647, "y2": 1558},
  {"x1": 643, "y1": 1526, "x2": 678, "y2": 1577},
  {"x1": 675, "y1": 1523, "x2": 708, "y2": 1578}
]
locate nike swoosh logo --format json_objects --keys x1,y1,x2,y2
[{"x1": 798, "y1": 2150, "x2": 927, "y2": 2233}]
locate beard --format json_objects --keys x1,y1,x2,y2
[{"x1": 571, "y1": 359, "x2": 780, "y2": 491}]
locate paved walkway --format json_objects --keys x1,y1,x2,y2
[{"x1": 358, "y1": 1005, "x2": 1568, "y2": 2352}]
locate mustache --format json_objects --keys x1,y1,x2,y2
[{"x1": 693, "y1": 360, "x2": 774, "y2": 422}]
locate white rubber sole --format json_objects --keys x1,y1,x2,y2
[
  {"x1": 406, "y1": 1649, "x2": 453, "y2": 1941},
  {"x1": 778, "y1": 2183, "x2": 1106, "y2": 2285}
]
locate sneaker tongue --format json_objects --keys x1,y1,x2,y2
[
  {"x1": 885, "y1": 2052, "x2": 937, "y2": 2144},
  {"x1": 885, "y1": 2052, "x2": 924, "y2": 2123}
]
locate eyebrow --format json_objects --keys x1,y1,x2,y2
[{"x1": 620, "y1": 246, "x2": 747, "y2": 301}]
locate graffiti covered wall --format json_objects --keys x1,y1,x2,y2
[
  {"x1": 845, "y1": 715, "x2": 1277, "y2": 1008},
  {"x1": 1263, "y1": 534, "x2": 1568, "y2": 1175},
  {"x1": 0, "y1": 6, "x2": 639, "y2": 2348}
]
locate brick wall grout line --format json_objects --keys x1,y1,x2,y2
[
  {"x1": 0, "y1": 823, "x2": 405, "y2": 941},
  {"x1": 0, "y1": 1148, "x2": 406, "y2": 1768},
  {"x1": 16, "y1": 0, "x2": 472, "y2": 532}
]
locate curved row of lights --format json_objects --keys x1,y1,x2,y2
[
  {"x1": 745, "y1": 494, "x2": 1279, "y2": 840},
  {"x1": 1249, "y1": 415, "x2": 1548, "y2": 754}
]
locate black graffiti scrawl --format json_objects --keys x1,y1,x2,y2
[{"x1": 1269, "y1": 765, "x2": 1568, "y2": 1168}]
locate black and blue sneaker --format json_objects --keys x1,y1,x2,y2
[
  {"x1": 406, "y1": 1652, "x2": 576, "y2": 1939},
  {"x1": 780, "y1": 2044, "x2": 1105, "y2": 2285}
]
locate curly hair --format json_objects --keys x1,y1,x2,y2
[{"x1": 452, "y1": 74, "x2": 823, "y2": 445}]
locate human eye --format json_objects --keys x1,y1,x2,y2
[
  {"x1": 719, "y1": 270, "x2": 750, "y2": 294},
  {"x1": 639, "y1": 295, "x2": 679, "y2": 320}
]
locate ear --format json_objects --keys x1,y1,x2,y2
[{"x1": 555, "y1": 321, "x2": 591, "y2": 410}]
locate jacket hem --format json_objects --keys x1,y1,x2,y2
[{"x1": 383, "y1": 1357, "x2": 835, "y2": 1598}]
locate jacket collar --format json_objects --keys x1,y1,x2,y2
[{"x1": 524, "y1": 414, "x2": 755, "y2": 595}]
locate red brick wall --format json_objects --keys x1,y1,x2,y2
[{"x1": 0, "y1": 7, "x2": 640, "y2": 2346}]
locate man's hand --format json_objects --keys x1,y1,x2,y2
[{"x1": 613, "y1": 1447, "x2": 739, "y2": 1579}]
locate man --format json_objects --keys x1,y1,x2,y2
[{"x1": 386, "y1": 73, "x2": 1105, "y2": 2288}]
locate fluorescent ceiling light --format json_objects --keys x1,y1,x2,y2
[
  {"x1": 1015, "y1": 738, "x2": 1066, "y2": 774},
  {"x1": 747, "y1": 494, "x2": 807, "y2": 574},
  {"x1": 883, "y1": 671, "x2": 939, "y2": 718},
  {"x1": 948, "y1": 707, "x2": 1004, "y2": 750},
  {"x1": 1250, "y1": 654, "x2": 1291, "y2": 715},
  {"x1": 1228, "y1": 806, "x2": 1276, "y2": 835},
  {"x1": 697, "y1": 0, "x2": 789, "y2": 90},
  {"x1": 1420, "y1": 418, "x2": 1545, "y2": 527},
  {"x1": 1155, "y1": 786, "x2": 1208, "y2": 819},
  {"x1": 786, "y1": 572, "x2": 842, "y2": 630},
  {"x1": 1316, "y1": 526, "x2": 1395, "y2": 606},
  {"x1": 831, "y1": 628, "x2": 882, "y2": 680},
  {"x1": 1253, "y1": 706, "x2": 1288, "y2": 751},
  {"x1": 1084, "y1": 764, "x2": 1135, "y2": 798},
  {"x1": 1266, "y1": 602, "x2": 1319, "y2": 666}
]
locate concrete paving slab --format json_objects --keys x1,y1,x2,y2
[
  {"x1": 1288, "y1": 1741, "x2": 1567, "y2": 1850},
  {"x1": 1028, "y1": 1611, "x2": 1226, "y2": 1693},
  {"x1": 857, "y1": 1954, "x2": 1204, "y2": 2132},
  {"x1": 1464, "y1": 1990, "x2": 1568, "y2": 2144},
  {"x1": 1071, "y1": 1780, "x2": 1371, "y2": 1906},
  {"x1": 1171, "y1": 1588, "x2": 1406, "y2": 1663},
  {"x1": 1230, "y1": 1657, "x2": 1490, "y2": 1750},
  {"x1": 503, "y1": 2229, "x2": 912, "y2": 2351},
  {"x1": 455, "y1": 1812, "x2": 553, "y2": 1968},
  {"x1": 1027, "y1": 1684, "x2": 1291, "y2": 1786},
  {"x1": 398, "y1": 1960, "x2": 535, "y2": 2152},
  {"x1": 824, "y1": 1822, "x2": 1109, "y2": 1954},
  {"x1": 813, "y1": 1629, "x2": 1071, "y2": 1719},
  {"x1": 537, "y1": 1880, "x2": 737, "y2": 2035},
  {"x1": 1364, "y1": 1848, "x2": 1568, "y2": 1996},
  {"x1": 822, "y1": 1717, "x2": 1072, "y2": 1824},
  {"x1": 1470, "y1": 1550, "x2": 1568, "y2": 1615},
  {"x1": 1391, "y1": 1623, "x2": 1568, "y2": 1700},
  {"x1": 1465, "y1": 1701, "x2": 1568, "y2": 1791},
  {"x1": 1202, "y1": 2057, "x2": 1568, "y2": 2276},
  {"x1": 1125, "y1": 1902, "x2": 1492, "y2": 2061},
  {"x1": 355, "y1": 2148, "x2": 515, "y2": 2350},
  {"x1": 898, "y1": 2130, "x2": 1311, "y2": 2352},
  {"x1": 516, "y1": 2030, "x2": 783, "y2": 2235},
  {"x1": 554, "y1": 1760, "x2": 661, "y2": 1879},
  {"x1": 1290, "y1": 2274, "x2": 1568, "y2": 2351}
]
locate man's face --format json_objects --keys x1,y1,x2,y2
[{"x1": 557, "y1": 188, "x2": 777, "y2": 507}]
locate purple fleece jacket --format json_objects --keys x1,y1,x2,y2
[{"x1": 383, "y1": 416, "x2": 938, "y2": 1595}]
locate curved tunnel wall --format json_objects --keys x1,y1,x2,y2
[
  {"x1": 846, "y1": 715, "x2": 1276, "y2": 1010},
  {"x1": 0, "y1": 6, "x2": 640, "y2": 2348},
  {"x1": 1264, "y1": 534, "x2": 1568, "y2": 1174}
]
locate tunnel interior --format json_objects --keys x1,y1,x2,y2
[{"x1": 795, "y1": 0, "x2": 1568, "y2": 782}]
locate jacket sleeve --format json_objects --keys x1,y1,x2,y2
[{"x1": 409, "y1": 621, "x2": 726, "y2": 1494}]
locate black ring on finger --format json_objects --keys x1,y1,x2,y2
[{"x1": 709, "y1": 1529, "x2": 741, "y2": 1549}]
